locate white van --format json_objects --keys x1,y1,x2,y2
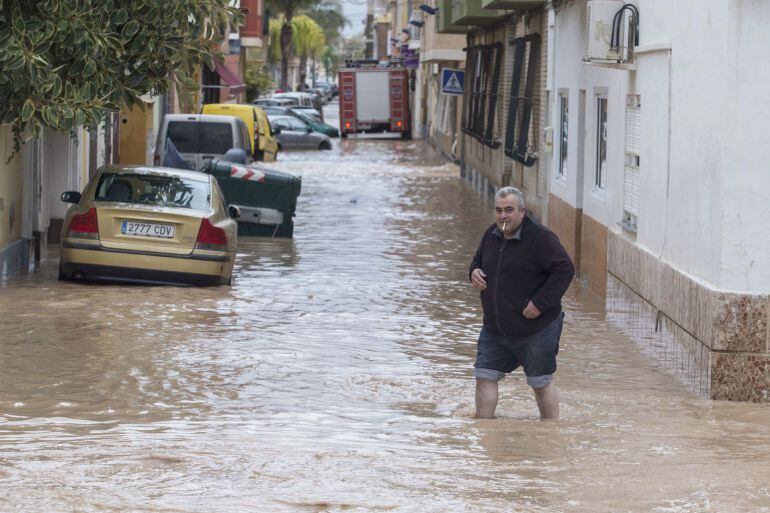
[
  {"x1": 153, "y1": 114, "x2": 253, "y2": 170},
  {"x1": 272, "y1": 92, "x2": 315, "y2": 108}
]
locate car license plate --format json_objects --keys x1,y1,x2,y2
[{"x1": 121, "y1": 220, "x2": 175, "y2": 239}]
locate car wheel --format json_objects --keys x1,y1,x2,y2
[{"x1": 319, "y1": 140, "x2": 332, "y2": 150}]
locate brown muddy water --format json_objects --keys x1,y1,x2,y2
[{"x1": 1, "y1": 124, "x2": 769, "y2": 512}]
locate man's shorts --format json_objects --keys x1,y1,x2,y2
[{"x1": 474, "y1": 311, "x2": 565, "y2": 388}]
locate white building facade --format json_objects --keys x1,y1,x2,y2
[{"x1": 549, "y1": 0, "x2": 770, "y2": 401}]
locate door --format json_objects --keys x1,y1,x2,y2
[
  {"x1": 119, "y1": 102, "x2": 154, "y2": 165},
  {"x1": 165, "y1": 120, "x2": 200, "y2": 170},
  {"x1": 257, "y1": 111, "x2": 278, "y2": 161},
  {"x1": 272, "y1": 118, "x2": 296, "y2": 149},
  {"x1": 197, "y1": 121, "x2": 237, "y2": 169},
  {"x1": 287, "y1": 118, "x2": 312, "y2": 148}
]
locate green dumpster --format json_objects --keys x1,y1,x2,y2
[{"x1": 203, "y1": 160, "x2": 301, "y2": 237}]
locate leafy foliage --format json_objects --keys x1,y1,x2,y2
[
  {"x1": 304, "y1": 0, "x2": 347, "y2": 48},
  {"x1": 0, "y1": 0, "x2": 243, "y2": 156},
  {"x1": 245, "y1": 65, "x2": 273, "y2": 102}
]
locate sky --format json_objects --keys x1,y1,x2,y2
[{"x1": 340, "y1": 0, "x2": 368, "y2": 36}]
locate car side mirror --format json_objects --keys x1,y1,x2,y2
[
  {"x1": 223, "y1": 148, "x2": 247, "y2": 164},
  {"x1": 273, "y1": 127, "x2": 282, "y2": 135},
  {"x1": 228, "y1": 205, "x2": 242, "y2": 219},
  {"x1": 306, "y1": 126, "x2": 312, "y2": 133},
  {"x1": 61, "y1": 191, "x2": 81, "y2": 204}
]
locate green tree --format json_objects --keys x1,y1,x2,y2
[
  {"x1": 245, "y1": 66, "x2": 273, "y2": 102},
  {"x1": 304, "y1": 0, "x2": 347, "y2": 49},
  {"x1": 267, "y1": 15, "x2": 325, "y2": 90},
  {"x1": 291, "y1": 15, "x2": 325, "y2": 88},
  {"x1": 265, "y1": 0, "x2": 315, "y2": 90},
  {"x1": 320, "y1": 46, "x2": 341, "y2": 80},
  {"x1": 0, "y1": 0, "x2": 242, "y2": 156}
]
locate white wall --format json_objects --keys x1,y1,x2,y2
[
  {"x1": 46, "y1": 130, "x2": 83, "y2": 221},
  {"x1": 552, "y1": 0, "x2": 770, "y2": 293},
  {"x1": 550, "y1": 0, "x2": 631, "y2": 228}
]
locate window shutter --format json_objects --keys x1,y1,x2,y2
[{"x1": 623, "y1": 95, "x2": 641, "y2": 228}]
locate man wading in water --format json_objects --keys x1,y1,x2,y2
[{"x1": 469, "y1": 187, "x2": 575, "y2": 419}]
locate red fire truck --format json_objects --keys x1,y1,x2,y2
[{"x1": 338, "y1": 62, "x2": 410, "y2": 139}]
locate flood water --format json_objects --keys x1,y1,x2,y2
[{"x1": 1, "y1": 104, "x2": 769, "y2": 512}]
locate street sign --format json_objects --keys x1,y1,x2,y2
[{"x1": 441, "y1": 68, "x2": 465, "y2": 96}]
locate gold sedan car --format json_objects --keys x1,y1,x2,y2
[{"x1": 59, "y1": 166, "x2": 238, "y2": 286}]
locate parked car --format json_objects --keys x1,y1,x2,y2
[
  {"x1": 253, "y1": 97, "x2": 298, "y2": 108},
  {"x1": 313, "y1": 83, "x2": 333, "y2": 100},
  {"x1": 307, "y1": 88, "x2": 327, "y2": 105},
  {"x1": 290, "y1": 106, "x2": 322, "y2": 122},
  {"x1": 315, "y1": 81, "x2": 338, "y2": 97},
  {"x1": 260, "y1": 107, "x2": 339, "y2": 138},
  {"x1": 201, "y1": 103, "x2": 279, "y2": 162},
  {"x1": 269, "y1": 116, "x2": 332, "y2": 150},
  {"x1": 59, "y1": 166, "x2": 239, "y2": 285},
  {"x1": 153, "y1": 114, "x2": 252, "y2": 170},
  {"x1": 273, "y1": 92, "x2": 322, "y2": 113}
]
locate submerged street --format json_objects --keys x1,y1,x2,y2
[{"x1": 1, "y1": 108, "x2": 769, "y2": 512}]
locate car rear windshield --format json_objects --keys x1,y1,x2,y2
[
  {"x1": 94, "y1": 173, "x2": 211, "y2": 211},
  {"x1": 166, "y1": 121, "x2": 233, "y2": 154}
]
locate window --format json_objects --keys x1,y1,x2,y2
[
  {"x1": 238, "y1": 119, "x2": 251, "y2": 153},
  {"x1": 272, "y1": 118, "x2": 290, "y2": 131},
  {"x1": 95, "y1": 173, "x2": 210, "y2": 211},
  {"x1": 504, "y1": 34, "x2": 541, "y2": 167},
  {"x1": 595, "y1": 94, "x2": 608, "y2": 189},
  {"x1": 288, "y1": 118, "x2": 307, "y2": 131},
  {"x1": 558, "y1": 93, "x2": 569, "y2": 177},
  {"x1": 166, "y1": 122, "x2": 198, "y2": 154},
  {"x1": 199, "y1": 122, "x2": 234, "y2": 155},
  {"x1": 462, "y1": 43, "x2": 503, "y2": 148}
]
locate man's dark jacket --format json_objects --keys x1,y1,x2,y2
[{"x1": 469, "y1": 216, "x2": 575, "y2": 337}]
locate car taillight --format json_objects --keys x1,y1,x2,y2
[
  {"x1": 67, "y1": 208, "x2": 99, "y2": 240},
  {"x1": 195, "y1": 218, "x2": 228, "y2": 251},
  {"x1": 153, "y1": 154, "x2": 160, "y2": 166}
]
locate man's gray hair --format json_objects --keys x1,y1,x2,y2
[{"x1": 495, "y1": 186, "x2": 526, "y2": 209}]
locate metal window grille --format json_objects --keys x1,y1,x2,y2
[
  {"x1": 558, "y1": 94, "x2": 569, "y2": 177},
  {"x1": 504, "y1": 34, "x2": 540, "y2": 167},
  {"x1": 462, "y1": 43, "x2": 503, "y2": 149},
  {"x1": 622, "y1": 94, "x2": 641, "y2": 231},
  {"x1": 595, "y1": 95, "x2": 608, "y2": 189}
]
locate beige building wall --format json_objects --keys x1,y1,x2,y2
[
  {"x1": 462, "y1": 12, "x2": 548, "y2": 221},
  {"x1": 0, "y1": 126, "x2": 24, "y2": 249}
]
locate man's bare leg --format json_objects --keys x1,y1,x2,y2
[
  {"x1": 475, "y1": 378, "x2": 498, "y2": 419},
  {"x1": 533, "y1": 380, "x2": 559, "y2": 419}
]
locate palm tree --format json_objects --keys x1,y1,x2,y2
[
  {"x1": 267, "y1": 15, "x2": 326, "y2": 90},
  {"x1": 292, "y1": 16, "x2": 326, "y2": 87},
  {"x1": 266, "y1": 0, "x2": 315, "y2": 90},
  {"x1": 304, "y1": 0, "x2": 348, "y2": 49}
]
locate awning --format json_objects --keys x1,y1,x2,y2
[{"x1": 214, "y1": 61, "x2": 246, "y2": 94}]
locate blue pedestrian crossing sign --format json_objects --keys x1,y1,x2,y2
[{"x1": 441, "y1": 68, "x2": 465, "y2": 96}]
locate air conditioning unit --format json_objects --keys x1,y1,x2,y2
[{"x1": 585, "y1": 0, "x2": 639, "y2": 67}]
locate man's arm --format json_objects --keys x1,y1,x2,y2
[
  {"x1": 468, "y1": 231, "x2": 487, "y2": 282},
  {"x1": 530, "y1": 232, "x2": 575, "y2": 312}
]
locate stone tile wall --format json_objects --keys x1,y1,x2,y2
[
  {"x1": 608, "y1": 230, "x2": 769, "y2": 402},
  {"x1": 579, "y1": 213, "x2": 608, "y2": 299},
  {"x1": 547, "y1": 193, "x2": 582, "y2": 272}
]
